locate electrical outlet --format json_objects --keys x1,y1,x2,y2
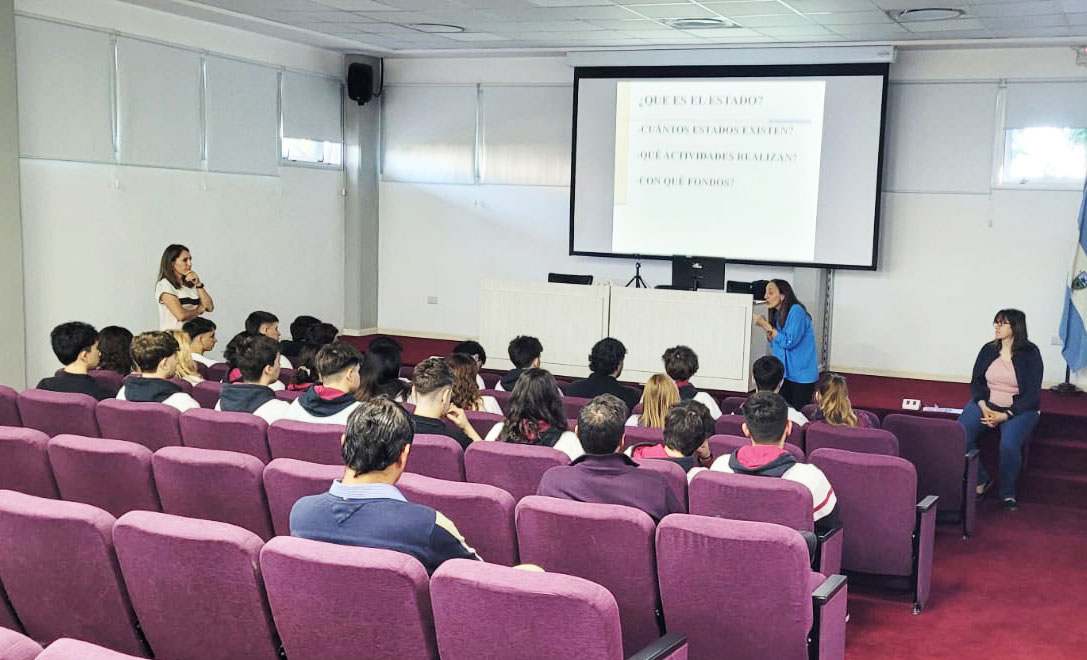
[
  {"x1": 901, "y1": 398, "x2": 921, "y2": 411},
  {"x1": 427, "y1": 296, "x2": 438, "y2": 305},
  {"x1": 1052, "y1": 335, "x2": 1063, "y2": 346}
]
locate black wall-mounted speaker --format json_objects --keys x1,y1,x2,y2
[{"x1": 347, "y1": 62, "x2": 375, "y2": 106}]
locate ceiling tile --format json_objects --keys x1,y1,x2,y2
[
  {"x1": 733, "y1": 13, "x2": 819, "y2": 25},
  {"x1": 625, "y1": 4, "x2": 721, "y2": 18},
  {"x1": 870, "y1": 0, "x2": 967, "y2": 9},
  {"x1": 703, "y1": 1, "x2": 799, "y2": 16},
  {"x1": 982, "y1": 13, "x2": 1071, "y2": 27},
  {"x1": 807, "y1": 10, "x2": 895, "y2": 24},
  {"x1": 773, "y1": 0, "x2": 881, "y2": 11},
  {"x1": 830, "y1": 21, "x2": 911, "y2": 34},
  {"x1": 971, "y1": 0, "x2": 1065, "y2": 16},
  {"x1": 310, "y1": 0, "x2": 404, "y2": 10},
  {"x1": 901, "y1": 17, "x2": 987, "y2": 31},
  {"x1": 441, "y1": 32, "x2": 513, "y2": 40},
  {"x1": 754, "y1": 24, "x2": 836, "y2": 35}
]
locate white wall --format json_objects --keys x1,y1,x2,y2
[
  {"x1": 377, "y1": 49, "x2": 1086, "y2": 387},
  {"x1": 0, "y1": 0, "x2": 27, "y2": 388}
]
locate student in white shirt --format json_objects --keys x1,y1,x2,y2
[
  {"x1": 485, "y1": 368, "x2": 583, "y2": 461},
  {"x1": 182, "y1": 317, "x2": 218, "y2": 368},
  {"x1": 155, "y1": 244, "x2": 214, "y2": 331},
  {"x1": 285, "y1": 342, "x2": 363, "y2": 425},
  {"x1": 215, "y1": 335, "x2": 291, "y2": 425},
  {"x1": 745, "y1": 356, "x2": 810, "y2": 427},
  {"x1": 447, "y1": 353, "x2": 503, "y2": 415},
  {"x1": 661, "y1": 345, "x2": 723, "y2": 419},
  {"x1": 117, "y1": 331, "x2": 200, "y2": 413},
  {"x1": 245, "y1": 311, "x2": 293, "y2": 369}
]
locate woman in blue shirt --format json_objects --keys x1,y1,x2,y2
[{"x1": 754, "y1": 279, "x2": 819, "y2": 409}]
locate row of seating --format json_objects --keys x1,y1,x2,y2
[
  {"x1": 0, "y1": 633, "x2": 138, "y2": 660},
  {"x1": 0, "y1": 488, "x2": 845, "y2": 659}
]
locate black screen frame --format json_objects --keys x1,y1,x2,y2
[{"x1": 568, "y1": 62, "x2": 890, "y2": 271}]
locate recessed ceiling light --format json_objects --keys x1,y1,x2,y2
[
  {"x1": 664, "y1": 17, "x2": 737, "y2": 30},
  {"x1": 407, "y1": 23, "x2": 465, "y2": 33},
  {"x1": 890, "y1": 8, "x2": 967, "y2": 22}
]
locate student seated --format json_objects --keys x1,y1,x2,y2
[
  {"x1": 810, "y1": 373, "x2": 870, "y2": 428},
  {"x1": 290, "y1": 398, "x2": 481, "y2": 574},
  {"x1": 182, "y1": 317, "x2": 217, "y2": 368},
  {"x1": 661, "y1": 345, "x2": 723, "y2": 418},
  {"x1": 631, "y1": 399, "x2": 715, "y2": 477},
  {"x1": 452, "y1": 339, "x2": 488, "y2": 390},
  {"x1": 408, "y1": 358, "x2": 482, "y2": 450},
  {"x1": 245, "y1": 311, "x2": 293, "y2": 369},
  {"x1": 223, "y1": 331, "x2": 284, "y2": 392},
  {"x1": 170, "y1": 330, "x2": 204, "y2": 385},
  {"x1": 37, "y1": 321, "x2": 112, "y2": 401},
  {"x1": 289, "y1": 322, "x2": 340, "y2": 391},
  {"x1": 447, "y1": 353, "x2": 502, "y2": 415},
  {"x1": 117, "y1": 332, "x2": 200, "y2": 412},
  {"x1": 356, "y1": 344, "x2": 411, "y2": 402},
  {"x1": 215, "y1": 335, "x2": 291, "y2": 424},
  {"x1": 627, "y1": 373, "x2": 678, "y2": 428},
  {"x1": 280, "y1": 315, "x2": 321, "y2": 364},
  {"x1": 96, "y1": 326, "x2": 134, "y2": 378},
  {"x1": 742, "y1": 356, "x2": 809, "y2": 426},
  {"x1": 497, "y1": 335, "x2": 542, "y2": 392},
  {"x1": 565, "y1": 338, "x2": 641, "y2": 410},
  {"x1": 285, "y1": 342, "x2": 363, "y2": 425},
  {"x1": 711, "y1": 392, "x2": 839, "y2": 533},
  {"x1": 537, "y1": 394, "x2": 683, "y2": 522},
  {"x1": 485, "y1": 368, "x2": 583, "y2": 461}
]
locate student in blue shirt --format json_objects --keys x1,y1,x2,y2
[{"x1": 754, "y1": 279, "x2": 819, "y2": 410}]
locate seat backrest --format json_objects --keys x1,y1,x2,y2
[
  {"x1": 802, "y1": 404, "x2": 880, "y2": 428},
  {"x1": 464, "y1": 411, "x2": 504, "y2": 438},
  {"x1": 562, "y1": 396, "x2": 593, "y2": 420},
  {"x1": 405, "y1": 434, "x2": 466, "y2": 481},
  {"x1": 0, "y1": 385, "x2": 20, "y2": 427},
  {"x1": 47, "y1": 435, "x2": 160, "y2": 516},
  {"x1": 464, "y1": 442, "x2": 568, "y2": 501},
  {"x1": 88, "y1": 370, "x2": 124, "y2": 396},
  {"x1": 882, "y1": 414, "x2": 967, "y2": 512},
  {"x1": 479, "y1": 372, "x2": 500, "y2": 389},
  {"x1": 275, "y1": 389, "x2": 304, "y2": 402},
  {"x1": 262, "y1": 458, "x2": 342, "y2": 537},
  {"x1": 624, "y1": 425, "x2": 663, "y2": 446},
  {"x1": 95, "y1": 399, "x2": 182, "y2": 451},
  {"x1": 689, "y1": 470, "x2": 814, "y2": 531},
  {"x1": 0, "y1": 491, "x2": 145, "y2": 654},
  {"x1": 113, "y1": 511, "x2": 281, "y2": 660},
  {"x1": 656, "y1": 515, "x2": 813, "y2": 660},
  {"x1": 152, "y1": 446, "x2": 274, "y2": 540},
  {"x1": 17, "y1": 390, "x2": 99, "y2": 437},
  {"x1": 206, "y1": 362, "x2": 230, "y2": 383},
  {"x1": 430, "y1": 559, "x2": 624, "y2": 660},
  {"x1": 483, "y1": 388, "x2": 510, "y2": 411},
  {"x1": 708, "y1": 434, "x2": 805, "y2": 463},
  {"x1": 36, "y1": 638, "x2": 146, "y2": 660},
  {"x1": 805, "y1": 424, "x2": 899, "y2": 456},
  {"x1": 516, "y1": 496, "x2": 659, "y2": 656},
  {"x1": 714, "y1": 413, "x2": 804, "y2": 449},
  {"x1": 632, "y1": 458, "x2": 688, "y2": 511},
  {"x1": 0, "y1": 426, "x2": 58, "y2": 498},
  {"x1": 719, "y1": 396, "x2": 746, "y2": 415},
  {"x1": 0, "y1": 628, "x2": 42, "y2": 660},
  {"x1": 192, "y1": 381, "x2": 223, "y2": 409},
  {"x1": 809, "y1": 448, "x2": 918, "y2": 576},
  {"x1": 398, "y1": 472, "x2": 518, "y2": 566},
  {"x1": 260, "y1": 536, "x2": 438, "y2": 660},
  {"x1": 180, "y1": 408, "x2": 271, "y2": 463},
  {"x1": 267, "y1": 420, "x2": 344, "y2": 464},
  {"x1": 277, "y1": 368, "x2": 295, "y2": 386}
]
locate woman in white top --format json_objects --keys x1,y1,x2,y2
[
  {"x1": 155, "y1": 244, "x2": 214, "y2": 331},
  {"x1": 447, "y1": 353, "x2": 503, "y2": 416}
]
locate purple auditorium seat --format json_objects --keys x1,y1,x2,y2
[
  {"x1": 805, "y1": 424, "x2": 899, "y2": 457},
  {"x1": 47, "y1": 435, "x2": 160, "y2": 516},
  {"x1": 267, "y1": 420, "x2": 344, "y2": 465},
  {"x1": 0, "y1": 586, "x2": 20, "y2": 633},
  {"x1": 0, "y1": 385, "x2": 20, "y2": 427},
  {"x1": 180, "y1": 409, "x2": 270, "y2": 463},
  {"x1": 0, "y1": 427, "x2": 59, "y2": 498},
  {"x1": 206, "y1": 362, "x2": 230, "y2": 383},
  {"x1": 802, "y1": 404, "x2": 881, "y2": 429},
  {"x1": 275, "y1": 389, "x2": 304, "y2": 402},
  {"x1": 260, "y1": 537, "x2": 438, "y2": 660},
  {"x1": 0, "y1": 491, "x2": 147, "y2": 655},
  {"x1": 191, "y1": 381, "x2": 222, "y2": 409},
  {"x1": 719, "y1": 396, "x2": 747, "y2": 415},
  {"x1": 168, "y1": 378, "x2": 193, "y2": 393},
  {"x1": 624, "y1": 425, "x2": 663, "y2": 446},
  {"x1": 262, "y1": 459, "x2": 342, "y2": 537},
  {"x1": 0, "y1": 628, "x2": 42, "y2": 660},
  {"x1": 430, "y1": 559, "x2": 688, "y2": 660},
  {"x1": 17, "y1": 390, "x2": 99, "y2": 437},
  {"x1": 656, "y1": 515, "x2": 847, "y2": 660},
  {"x1": 152, "y1": 446, "x2": 273, "y2": 540},
  {"x1": 515, "y1": 496, "x2": 662, "y2": 656},
  {"x1": 708, "y1": 433, "x2": 805, "y2": 463},
  {"x1": 277, "y1": 368, "x2": 295, "y2": 386},
  {"x1": 398, "y1": 365, "x2": 414, "y2": 380},
  {"x1": 882, "y1": 414, "x2": 978, "y2": 537},
  {"x1": 113, "y1": 511, "x2": 281, "y2": 660},
  {"x1": 479, "y1": 372, "x2": 500, "y2": 389},
  {"x1": 689, "y1": 470, "x2": 842, "y2": 576},
  {"x1": 36, "y1": 638, "x2": 150, "y2": 660},
  {"x1": 196, "y1": 362, "x2": 211, "y2": 380},
  {"x1": 398, "y1": 472, "x2": 518, "y2": 566},
  {"x1": 810, "y1": 448, "x2": 937, "y2": 614},
  {"x1": 405, "y1": 434, "x2": 466, "y2": 481},
  {"x1": 464, "y1": 442, "x2": 568, "y2": 501},
  {"x1": 464, "y1": 411, "x2": 504, "y2": 438},
  {"x1": 632, "y1": 458, "x2": 689, "y2": 512},
  {"x1": 95, "y1": 399, "x2": 182, "y2": 452},
  {"x1": 562, "y1": 396, "x2": 593, "y2": 420},
  {"x1": 714, "y1": 413, "x2": 805, "y2": 450},
  {"x1": 482, "y1": 388, "x2": 510, "y2": 412},
  {"x1": 88, "y1": 370, "x2": 124, "y2": 396}
]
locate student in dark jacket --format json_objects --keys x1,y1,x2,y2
[
  {"x1": 280, "y1": 315, "x2": 321, "y2": 364},
  {"x1": 37, "y1": 322, "x2": 112, "y2": 401},
  {"x1": 538, "y1": 394, "x2": 683, "y2": 522},
  {"x1": 215, "y1": 335, "x2": 290, "y2": 424},
  {"x1": 497, "y1": 335, "x2": 543, "y2": 392},
  {"x1": 565, "y1": 338, "x2": 641, "y2": 410},
  {"x1": 630, "y1": 399, "x2": 715, "y2": 477},
  {"x1": 958, "y1": 309, "x2": 1043, "y2": 510}
]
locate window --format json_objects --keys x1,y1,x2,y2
[
  {"x1": 281, "y1": 72, "x2": 343, "y2": 170},
  {"x1": 281, "y1": 138, "x2": 343, "y2": 166},
  {"x1": 1001, "y1": 127, "x2": 1087, "y2": 186}
]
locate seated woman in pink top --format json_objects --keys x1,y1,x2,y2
[{"x1": 958, "y1": 309, "x2": 1043, "y2": 510}]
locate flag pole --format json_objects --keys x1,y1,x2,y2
[{"x1": 1050, "y1": 365, "x2": 1084, "y2": 395}]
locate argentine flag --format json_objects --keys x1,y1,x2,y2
[{"x1": 1059, "y1": 177, "x2": 1087, "y2": 371}]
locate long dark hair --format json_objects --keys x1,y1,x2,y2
[
  {"x1": 97, "y1": 326, "x2": 134, "y2": 376},
  {"x1": 447, "y1": 353, "x2": 482, "y2": 411},
  {"x1": 993, "y1": 309, "x2": 1029, "y2": 355},
  {"x1": 356, "y1": 345, "x2": 410, "y2": 401},
  {"x1": 769, "y1": 279, "x2": 809, "y2": 329},
  {"x1": 499, "y1": 368, "x2": 567, "y2": 444},
  {"x1": 157, "y1": 244, "x2": 189, "y2": 288}
]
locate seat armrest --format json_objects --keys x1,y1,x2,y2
[
  {"x1": 810, "y1": 575, "x2": 847, "y2": 660},
  {"x1": 815, "y1": 525, "x2": 841, "y2": 544},
  {"x1": 916, "y1": 495, "x2": 939, "y2": 513},
  {"x1": 965, "y1": 448, "x2": 979, "y2": 461},
  {"x1": 912, "y1": 496, "x2": 939, "y2": 614},
  {"x1": 814, "y1": 526, "x2": 843, "y2": 577},
  {"x1": 812, "y1": 574, "x2": 847, "y2": 604},
  {"x1": 627, "y1": 633, "x2": 688, "y2": 660}
]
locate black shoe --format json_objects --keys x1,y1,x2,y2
[
  {"x1": 1003, "y1": 498, "x2": 1019, "y2": 511},
  {"x1": 976, "y1": 480, "x2": 994, "y2": 499}
]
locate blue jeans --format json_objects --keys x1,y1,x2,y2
[{"x1": 958, "y1": 400, "x2": 1040, "y2": 500}]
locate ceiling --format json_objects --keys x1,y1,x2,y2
[{"x1": 120, "y1": 0, "x2": 1087, "y2": 53}]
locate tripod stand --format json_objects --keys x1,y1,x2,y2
[{"x1": 626, "y1": 258, "x2": 648, "y2": 288}]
